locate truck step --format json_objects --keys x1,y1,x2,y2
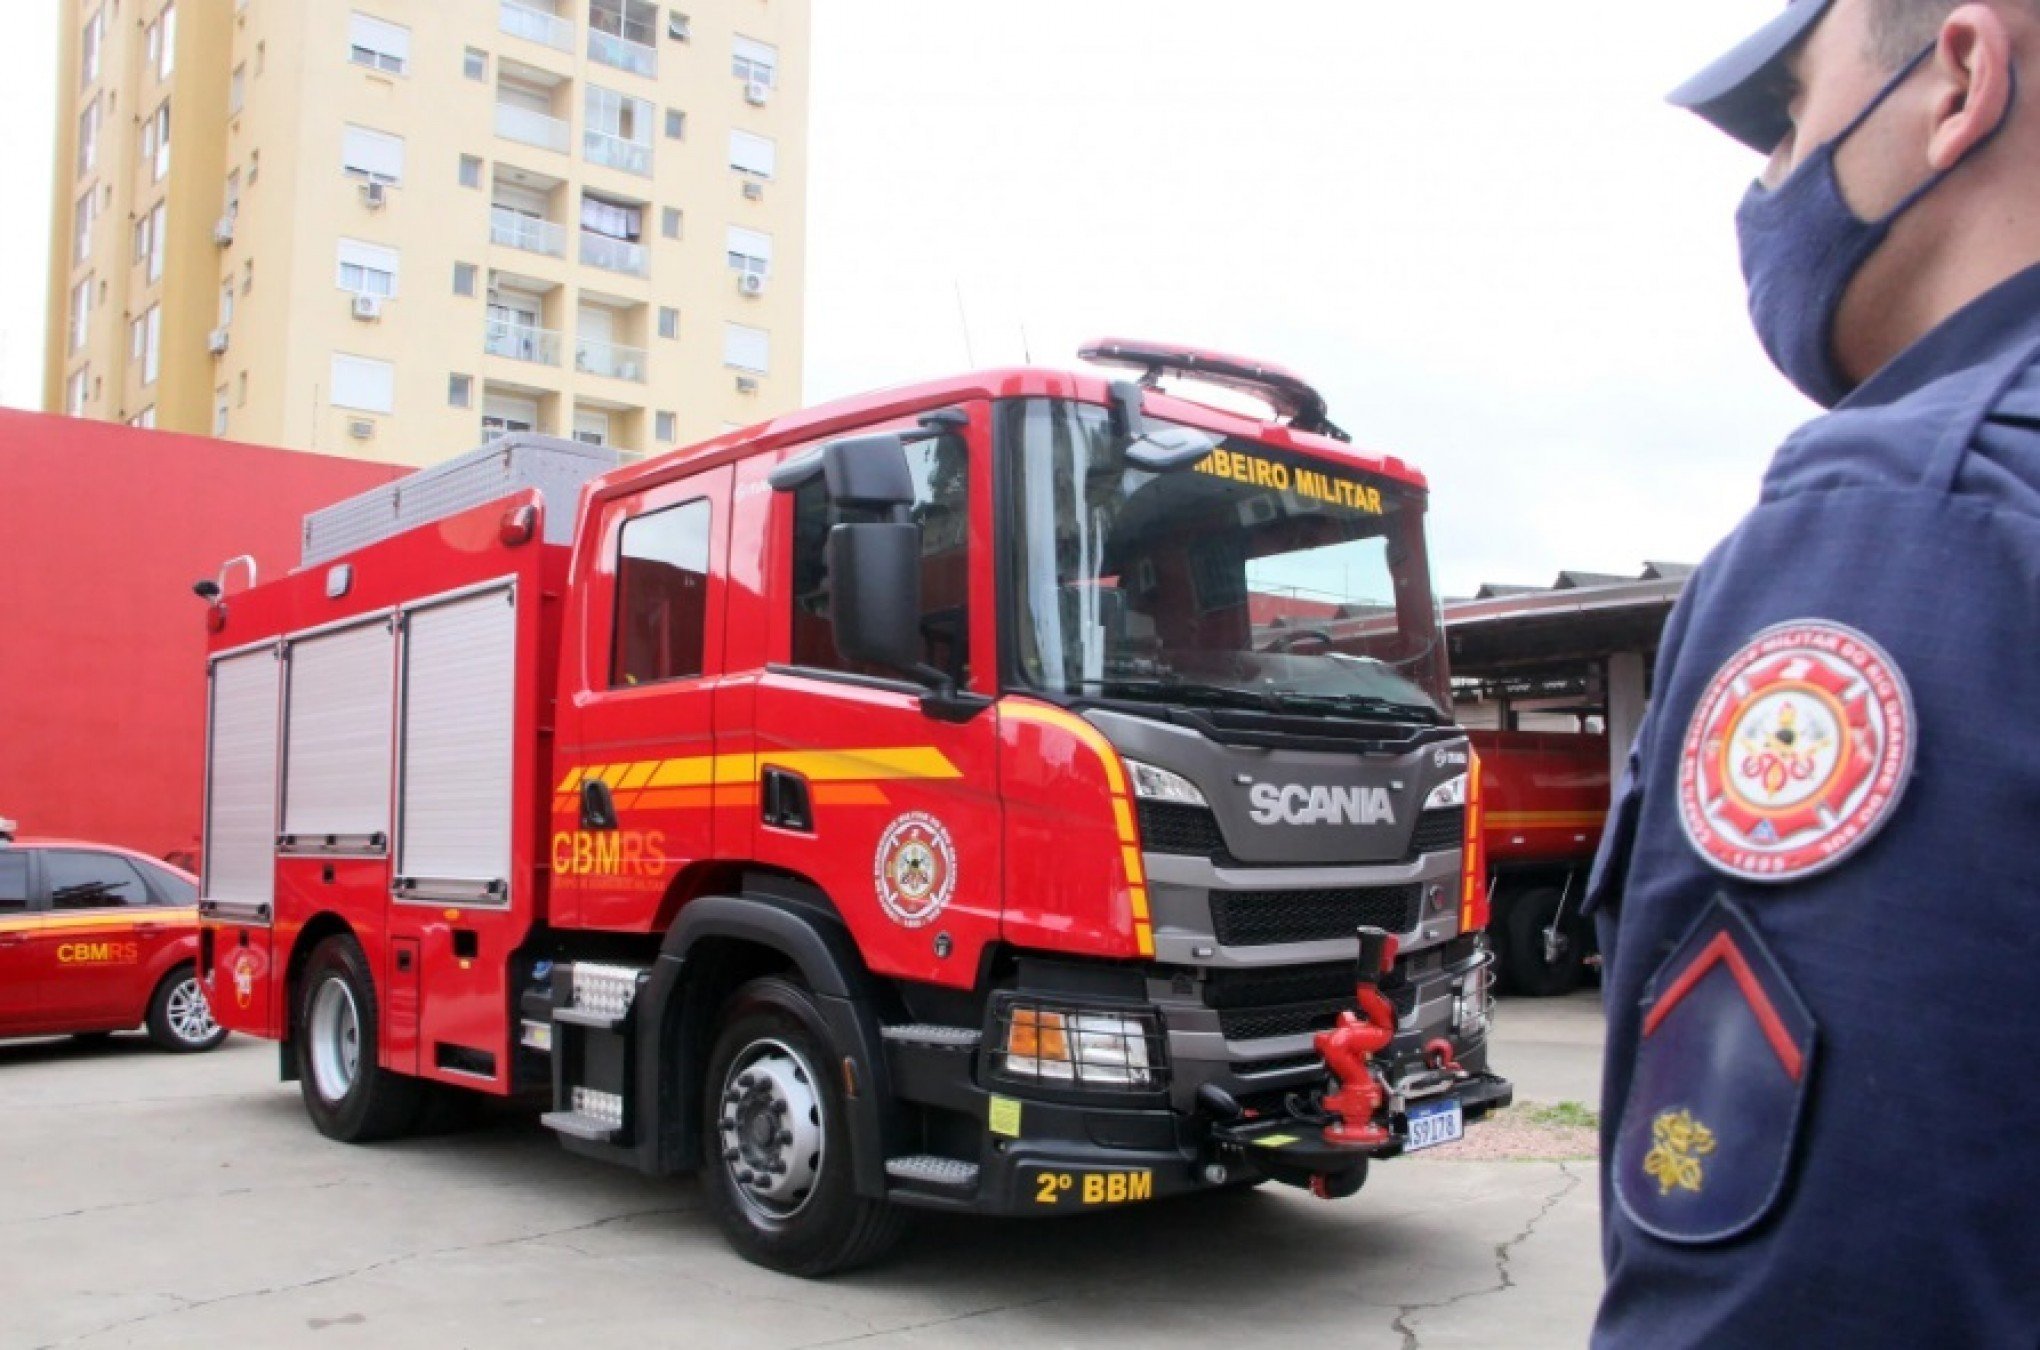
[
  {"x1": 885, "y1": 1155, "x2": 980, "y2": 1190},
  {"x1": 540, "y1": 1110, "x2": 620, "y2": 1144},
  {"x1": 881, "y1": 1024, "x2": 982, "y2": 1050}
]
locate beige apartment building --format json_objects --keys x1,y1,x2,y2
[{"x1": 43, "y1": 0, "x2": 809, "y2": 464}]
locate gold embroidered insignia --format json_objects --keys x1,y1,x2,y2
[{"x1": 1643, "y1": 1108, "x2": 1718, "y2": 1196}]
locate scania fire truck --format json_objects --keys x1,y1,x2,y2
[{"x1": 194, "y1": 342, "x2": 1509, "y2": 1274}]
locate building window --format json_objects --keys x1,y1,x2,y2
[
  {"x1": 341, "y1": 124, "x2": 405, "y2": 187},
  {"x1": 573, "y1": 410, "x2": 610, "y2": 447},
  {"x1": 248, "y1": 149, "x2": 261, "y2": 184},
  {"x1": 256, "y1": 40, "x2": 267, "y2": 76},
  {"x1": 585, "y1": 85, "x2": 654, "y2": 175},
  {"x1": 613, "y1": 498, "x2": 712, "y2": 687},
  {"x1": 668, "y1": 11, "x2": 691, "y2": 42},
  {"x1": 729, "y1": 130, "x2": 776, "y2": 179},
  {"x1": 143, "y1": 101, "x2": 173, "y2": 182},
  {"x1": 131, "y1": 405, "x2": 157, "y2": 430},
  {"x1": 726, "y1": 225, "x2": 771, "y2": 280},
  {"x1": 237, "y1": 372, "x2": 248, "y2": 406},
  {"x1": 723, "y1": 322, "x2": 768, "y2": 374},
  {"x1": 66, "y1": 367, "x2": 89, "y2": 416},
  {"x1": 224, "y1": 169, "x2": 241, "y2": 219},
  {"x1": 661, "y1": 207, "x2": 682, "y2": 240},
  {"x1": 463, "y1": 47, "x2": 488, "y2": 81},
  {"x1": 138, "y1": 305, "x2": 162, "y2": 385},
  {"x1": 348, "y1": 12, "x2": 410, "y2": 75},
  {"x1": 219, "y1": 280, "x2": 235, "y2": 327},
  {"x1": 732, "y1": 35, "x2": 777, "y2": 87},
  {"x1": 77, "y1": 97, "x2": 101, "y2": 179},
  {"x1": 145, "y1": 202, "x2": 167, "y2": 283},
  {"x1": 483, "y1": 392, "x2": 539, "y2": 438},
  {"x1": 581, "y1": 194, "x2": 643, "y2": 243},
  {"x1": 331, "y1": 353, "x2": 396, "y2": 414},
  {"x1": 158, "y1": 4, "x2": 177, "y2": 80},
  {"x1": 657, "y1": 306, "x2": 679, "y2": 340},
  {"x1": 459, "y1": 154, "x2": 483, "y2": 188},
  {"x1": 229, "y1": 64, "x2": 246, "y2": 114},
  {"x1": 664, "y1": 108, "x2": 685, "y2": 140},
  {"x1": 655, "y1": 410, "x2": 676, "y2": 443},
  {"x1": 69, "y1": 277, "x2": 92, "y2": 352},
  {"x1": 214, "y1": 386, "x2": 229, "y2": 436},
  {"x1": 449, "y1": 373, "x2": 473, "y2": 408},
  {"x1": 242, "y1": 259, "x2": 255, "y2": 294},
  {"x1": 337, "y1": 238, "x2": 400, "y2": 297},
  {"x1": 453, "y1": 261, "x2": 478, "y2": 297},
  {"x1": 80, "y1": 7, "x2": 105, "y2": 88},
  {"x1": 73, "y1": 189, "x2": 95, "y2": 265}
]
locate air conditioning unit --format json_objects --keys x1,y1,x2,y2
[
  {"x1": 737, "y1": 270, "x2": 766, "y2": 297},
  {"x1": 744, "y1": 81, "x2": 770, "y2": 107},
  {"x1": 212, "y1": 215, "x2": 235, "y2": 247},
  {"x1": 351, "y1": 293, "x2": 384, "y2": 321},
  {"x1": 346, "y1": 418, "x2": 376, "y2": 440},
  {"x1": 361, "y1": 180, "x2": 387, "y2": 209},
  {"x1": 206, "y1": 327, "x2": 230, "y2": 355},
  {"x1": 742, "y1": 181, "x2": 764, "y2": 202},
  {"x1": 734, "y1": 375, "x2": 759, "y2": 394}
]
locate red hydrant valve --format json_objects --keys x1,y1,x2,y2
[{"x1": 1313, "y1": 926, "x2": 1399, "y2": 1148}]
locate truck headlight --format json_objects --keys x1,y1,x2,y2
[
  {"x1": 1423, "y1": 773, "x2": 1467, "y2": 811},
  {"x1": 998, "y1": 1004, "x2": 1157, "y2": 1089},
  {"x1": 1124, "y1": 759, "x2": 1208, "y2": 809}
]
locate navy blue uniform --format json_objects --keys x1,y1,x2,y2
[{"x1": 1591, "y1": 263, "x2": 2040, "y2": 1347}]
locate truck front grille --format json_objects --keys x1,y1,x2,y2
[
  {"x1": 1203, "y1": 962, "x2": 1418, "y2": 1042},
  {"x1": 1409, "y1": 806, "x2": 1465, "y2": 855},
  {"x1": 1137, "y1": 800, "x2": 1227, "y2": 857},
  {"x1": 1209, "y1": 884, "x2": 1423, "y2": 947}
]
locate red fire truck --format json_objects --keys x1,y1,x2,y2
[
  {"x1": 1472, "y1": 731, "x2": 1610, "y2": 996},
  {"x1": 194, "y1": 343, "x2": 1508, "y2": 1274}
]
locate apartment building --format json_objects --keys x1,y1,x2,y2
[{"x1": 43, "y1": 0, "x2": 809, "y2": 464}]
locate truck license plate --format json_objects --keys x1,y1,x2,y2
[{"x1": 1405, "y1": 1100, "x2": 1464, "y2": 1152}]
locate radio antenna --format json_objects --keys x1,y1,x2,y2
[{"x1": 952, "y1": 280, "x2": 976, "y2": 367}]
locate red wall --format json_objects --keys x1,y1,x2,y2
[{"x1": 0, "y1": 411, "x2": 405, "y2": 859}]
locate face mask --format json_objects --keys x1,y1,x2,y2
[{"x1": 1735, "y1": 44, "x2": 2015, "y2": 407}]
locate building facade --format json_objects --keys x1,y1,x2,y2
[{"x1": 44, "y1": 0, "x2": 809, "y2": 465}]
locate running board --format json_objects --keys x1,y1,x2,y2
[
  {"x1": 885, "y1": 1154, "x2": 980, "y2": 1191},
  {"x1": 541, "y1": 1109, "x2": 620, "y2": 1144}
]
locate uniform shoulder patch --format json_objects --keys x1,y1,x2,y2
[
  {"x1": 1677, "y1": 619, "x2": 1914, "y2": 883},
  {"x1": 1614, "y1": 895, "x2": 1817, "y2": 1246}
]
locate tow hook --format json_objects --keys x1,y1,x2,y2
[
  {"x1": 1423, "y1": 1039, "x2": 1464, "y2": 1075},
  {"x1": 1313, "y1": 927, "x2": 1400, "y2": 1148}
]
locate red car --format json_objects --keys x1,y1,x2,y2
[{"x1": 0, "y1": 826, "x2": 226, "y2": 1051}]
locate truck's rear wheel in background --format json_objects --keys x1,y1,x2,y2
[
  {"x1": 1502, "y1": 885, "x2": 1586, "y2": 998},
  {"x1": 701, "y1": 976, "x2": 906, "y2": 1276},
  {"x1": 296, "y1": 935, "x2": 425, "y2": 1142}
]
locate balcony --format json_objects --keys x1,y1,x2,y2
[
  {"x1": 583, "y1": 128, "x2": 652, "y2": 177},
  {"x1": 575, "y1": 335, "x2": 647, "y2": 383},
  {"x1": 490, "y1": 206, "x2": 567, "y2": 258},
  {"x1": 500, "y1": 0, "x2": 574, "y2": 52},
  {"x1": 484, "y1": 320, "x2": 562, "y2": 366},
  {"x1": 579, "y1": 230, "x2": 648, "y2": 277},
  {"x1": 496, "y1": 103, "x2": 571, "y2": 154},
  {"x1": 589, "y1": 28, "x2": 657, "y2": 78}
]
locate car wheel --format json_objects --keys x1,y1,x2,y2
[
  {"x1": 146, "y1": 966, "x2": 228, "y2": 1052},
  {"x1": 295, "y1": 935, "x2": 424, "y2": 1142},
  {"x1": 700, "y1": 977, "x2": 906, "y2": 1276},
  {"x1": 1505, "y1": 886, "x2": 1586, "y2": 998}
]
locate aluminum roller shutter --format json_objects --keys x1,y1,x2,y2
[
  {"x1": 282, "y1": 619, "x2": 394, "y2": 848},
  {"x1": 203, "y1": 646, "x2": 280, "y2": 910},
  {"x1": 397, "y1": 586, "x2": 516, "y2": 901}
]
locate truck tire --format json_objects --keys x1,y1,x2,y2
[
  {"x1": 146, "y1": 964, "x2": 228, "y2": 1052},
  {"x1": 701, "y1": 976, "x2": 906, "y2": 1276},
  {"x1": 295, "y1": 935, "x2": 425, "y2": 1142},
  {"x1": 1504, "y1": 886, "x2": 1585, "y2": 998}
]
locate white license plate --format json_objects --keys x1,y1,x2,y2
[{"x1": 1405, "y1": 1100, "x2": 1464, "y2": 1152}]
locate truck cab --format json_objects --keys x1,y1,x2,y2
[{"x1": 196, "y1": 344, "x2": 1508, "y2": 1275}]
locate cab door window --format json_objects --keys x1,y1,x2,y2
[
  {"x1": 789, "y1": 432, "x2": 970, "y2": 681},
  {"x1": 612, "y1": 498, "x2": 712, "y2": 686},
  {"x1": 0, "y1": 854, "x2": 29, "y2": 912},
  {"x1": 43, "y1": 851, "x2": 151, "y2": 910}
]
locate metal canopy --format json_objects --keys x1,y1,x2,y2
[{"x1": 1444, "y1": 577, "x2": 1686, "y2": 679}]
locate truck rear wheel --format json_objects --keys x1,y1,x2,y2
[
  {"x1": 1503, "y1": 886, "x2": 1585, "y2": 998},
  {"x1": 700, "y1": 977, "x2": 905, "y2": 1276},
  {"x1": 296, "y1": 935, "x2": 424, "y2": 1142}
]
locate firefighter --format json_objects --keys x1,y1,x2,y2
[{"x1": 1587, "y1": 0, "x2": 2040, "y2": 1344}]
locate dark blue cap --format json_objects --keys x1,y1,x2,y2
[{"x1": 1669, "y1": 0, "x2": 1836, "y2": 151}]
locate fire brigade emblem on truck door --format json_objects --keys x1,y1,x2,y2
[
  {"x1": 1677, "y1": 620, "x2": 1914, "y2": 883},
  {"x1": 874, "y1": 812, "x2": 957, "y2": 929}
]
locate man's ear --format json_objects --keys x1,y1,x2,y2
[{"x1": 1926, "y1": 5, "x2": 2015, "y2": 170}]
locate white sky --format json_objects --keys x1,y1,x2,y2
[{"x1": 0, "y1": 1, "x2": 1815, "y2": 597}]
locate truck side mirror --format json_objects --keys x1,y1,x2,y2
[
  {"x1": 826, "y1": 522, "x2": 925, "y2": 676},
  {"x1": 1125, "y1": 424, "x2": 1220, "y2": 473}
]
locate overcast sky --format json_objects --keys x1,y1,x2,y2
[{"x1": 0, "y1": 1, "x2": 1812, "y2": 596}]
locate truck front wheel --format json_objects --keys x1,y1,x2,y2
[
  {"x1": 295, "y1": 935, "x2": 424, "y2": 1142},
  {"x1": 701, "y1": 977, "x2": 905, "y2": 1276}
]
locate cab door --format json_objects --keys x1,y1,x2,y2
[
  {"x1": 553, "y1": 466, "x2": 733, "y2": 931},
  {"x1": 0, "y1": 850, "x2": 43, "y2": 1033},
  {"x1": 744, "y1": 406, "x2": 1003, "y2": 989}
]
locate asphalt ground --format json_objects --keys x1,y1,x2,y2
[{"x1": 0, "y1": 991, "x2": 1607, "y2": 1349}]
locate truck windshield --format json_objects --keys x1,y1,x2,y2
[{"x1": 1001, "y1": 397, "x2": 1450, "y2": 723}]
